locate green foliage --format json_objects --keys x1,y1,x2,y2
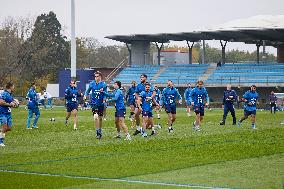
[
  {"x1": 17, "y1": 11, "x2": 69, "y2": 82},
  {"x1": 0, "y1": 107, "x2": 283, "y2": 188}
]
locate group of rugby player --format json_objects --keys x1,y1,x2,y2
[{"x1": 0, "y1": 71, "x2": 260, "y2": 146}]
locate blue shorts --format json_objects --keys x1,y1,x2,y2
[
  {"x1": 142, "y1": 111, "x2": 153, "y2": 117},
  {"x1": 115, "y1": 109, "x2": 126, "y2": 117},
  {"x1": 28, "y1": 107, "x2": 40, "y2": 116},
  {"x1": 0, "y1": 114, "x2": 12, "y2": 127},
  {"x1": 92, "y1": 104, "x2": 104, "y2": 116},
  {"x1": 165, "y1": 105, "x2": 176, "y2": 114},
  {"x1": 194, "y1": 105, "x2": 204, "y2": 116},
  {"x1": 128, "y1": 99, "x2": 136, "y2": 106},
  {"x1": 186, "y1": 100, "x2": 192, "y2": 106},
  {"x1": 67, "y1": 103, "x2": 78, "y2": 112},
  {"x1": 244, "y1": 110, "x2": 256, "y2": 116}
]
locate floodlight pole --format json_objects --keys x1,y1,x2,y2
[
  {"x1": 186, "y1": 41, "x2": 194, "y2": 64},
  {"x1": 155, "y1": 42, "x2": 164, "y2": 66},
  {"x1": 202, "y1": 40, "x2": 206, "y2": 64},
  {"x1": 71, "y1": 0, "x2": 76, "y2": 79}
]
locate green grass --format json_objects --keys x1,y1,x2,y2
[{"x1": 0, "y1": 107, "x2": 283, "y2": 189}]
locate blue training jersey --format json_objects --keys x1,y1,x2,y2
[
  {"x1": 65, "y1": 86, "x2": 81, "y2": 105},
  {"x1": 161, "y1": 87, "x2": 182, "y2": 106},
  {"x1": 140, "y1": 91, "x2": 153, "y2": 112},
  {"x1": 243, "y1": 90, "x2": 259, "y2": 111},
  {"x1": 135, "y1": 82, "x2": 153, "y2": 94},
  {"x1": 223, "y1": 89, "x2": 237, "y2": 105},
  {"x1": 26, "y1": 87, "x2": 38, "y2": 109},
  {"x1": 85, "y1": 81, "x2": 107, "y2": 106},
  {"x1": 0, "y1": 90, "x2": 14, "y2": 115},
  {"x1": 105, "y1": 88, "x2": 125, "y2": 110},
  {"x1": 154, "y1": 88, "x2": 161, "y2": 102},
  {"x1": 190, "y1": 87, "x2": 209, "y2": 107},
  {"x1": 126, "y1": 86, "x2": 136, "y2": 101},
  {"x1": 184, "y1": 87, "x2": 193, "y2": 101}
]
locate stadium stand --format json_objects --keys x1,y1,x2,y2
[
  {"x1": 112, "y1": 63, "x2": 284, "y2": 87},
  {"x1": 206, "y1": 63, "x2": 284, "y2": 86}
]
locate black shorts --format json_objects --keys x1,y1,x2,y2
[
  {"x1": 67, "y1": 103, "x2": 78, "y2": 112},
  {"x1": 115, "y1": 109, "x2": 126, "y2": 118},
  {"x1": 165, "y1": 105, "x2": 176, "y2": 114},
  {"x1": 244, "y1": 110, "x2": 256, "y2": 116},
  {"x1": 142, "y1": 111, "x2": 153, "y2": 117},
  {"x1": 194, "y1": 105, "x2": 204, "y2": 116},
  {"x1": 91, "y1": 105, "x2": 104, "y2": 116}
]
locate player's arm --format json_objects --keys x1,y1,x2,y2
[
  {"x1": 205, "y1": 89, "x2": 210, "y2": 106},
  {"x1": 137, "y1": 96, "x2": 142, "y2": 110},
  {"x1": 84, "y1": 84, "x2": 92, "y2": 100},
  {"x1": 176, "y1": 89, "x2": 182, "y2": 104},
  {"x1": 184, "y1": 90, "x2": 187, "y2": 101},
  {"x1": 242, "y1": 92, "x2": 249, "y2": 102},
  {"x1": 65, "y1": 89, "x2": 72, "y2": 99},
  {"x1": 190, "y1": 90, "x2": 195, "y2": 106},
  {"x1": 0, "y1": 99, "x2": 16, "y2": 107}
]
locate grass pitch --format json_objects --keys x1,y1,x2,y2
[{"x1": 0, "y1": 107, "x2": 283, "y2": 189}]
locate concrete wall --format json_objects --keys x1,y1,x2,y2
[
  {"x1": 131, "y1": 41, "x2": 150, "y2": 65},
  {"x1": 153, "y1": 51, "x2": 188, "y2": 65}
]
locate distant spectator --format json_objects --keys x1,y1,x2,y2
[
  {"x1": 269, "y1": 91, "x2": 277, "y2": 114},
  {"x1": 217, "y1": 61, "x2": 221, "y2": 67}
]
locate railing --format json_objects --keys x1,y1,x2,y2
[
  {"x1": 207, "y1": 76, "x2": 284, "y2": 86},
  {"x1": 105, "y1": 58, "x2": 127, "y2": 82}
]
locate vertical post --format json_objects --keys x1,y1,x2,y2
[
  {"x1": 256, "y1": 43, "x2": 261, "y2": 64},
  {"x1": 220, "y1": 40, "x2": 228, "y2": 64},
  {"x1": 155, "y1": 42, "x2": 164, "y2": 66},
  {"x1": 202, "y1": 40, "x2": 206, "y2": 64},
  {"x1": 126, "y1": 43, "x2": 132, "y2": 66},
  {"x1": 186, "y1": 41, "x2": 194, "y2": 64},
  {"x1": 71, "y1": 0, "x2": 76, "y2": 79},
  {"x1": 262, "y1": 40, "x2": 266, "y2": 62}
]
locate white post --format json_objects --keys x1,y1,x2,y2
[{"x1": 71, "y1": 0, "x2": 76, "y2": 78}]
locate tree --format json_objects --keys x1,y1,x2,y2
[{"x1": 18, "y1": 11, "x2": 69, "y2": 82}]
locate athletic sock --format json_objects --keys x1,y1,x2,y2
[{"x1": 136, "y1": 125, "x2": 141, "y2": 131}]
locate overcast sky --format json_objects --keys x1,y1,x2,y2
[{"x1": 1, "y1": 0, "x2": 283, "y2": 54}]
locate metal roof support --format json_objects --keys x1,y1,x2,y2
[
  {"x1": 256, "y1": 42, "x2": 261, "y2": 64},
  {"x1": 262, "y1": 40, "x2": 266, "y2": 62},
  {"x1": 220, "y1": 40, "x2": 228, "y2": 64},
  {"x1": 126, "y1": 43, "x2": 132, "y2": 66},
  {"x1": 202, "y1": 40, "x2": 206, "y2": 64},
  {"x1": 155, "y1": 42, "x2": 164, "y2": 66},
  {"x1": 186, "y1": 41, "x2": 195, "y2": 64}
]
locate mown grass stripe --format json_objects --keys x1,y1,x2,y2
[{"x1": 0, "y1": 169, "x2": 235, "y2": 189}]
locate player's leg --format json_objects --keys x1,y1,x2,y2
[
  {"x1": 230, "y1": 106, "x2": 237, "y2": 125},
  {"x1": 155, "y1": 105, "x2": 161, "y2": 128},
  {"x1": 141, "y1": 113, "x2": 148, "y2": 137},
  {"x1": 32, "y1": 108, "x2": 40, "y2": 128},
  {"x1": 186, "y1": 100, "x2": 192, "y2": 116},
  {"x1": 220, "y1": 105, "x2": 229, "y2": 125},
  {"x1": 238, "y1": 110, "x2": 249, "y2": 127},
  {"x1": 95, "y1": 105, "x2": 104, "y2": 139},
  {"x1": 0, "y1": 116, "x2": 8, "y2": 146},
  {"x1": 114, "y1": 116, "x2": 121, "y2": 138},
  {"x1": 65, "y1": 105, "x2": 72, "y2": 125},
  {"x1": 73, "y1": 108, "x2": 78, "y2": 130},
  {"x1": 133, "y1": 107, "x2": 142, "y2": 135},
  {"x1": 119, "y1": 116, "x2": 131, "y2": 140},
  {"x1": 26, "y1": 109, "x2": 33, "y2": 129},
  {"x1": 273, "y1": 103, "x2": 276, "y2": 114},
  {"x1": 251, "y1": 111, "x2": 256, "y2": 129}
]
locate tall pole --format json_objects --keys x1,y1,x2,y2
[
  {"x1": 71, "y1": 0, "x2": 76, "y2": 79},
  {"x1": 202, "y1": 40, "x2": 206, "y2": 64}
]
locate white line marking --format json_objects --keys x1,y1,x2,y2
[{"x1": 0, "y1": 169, "x2": 233, "y2": 189}]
